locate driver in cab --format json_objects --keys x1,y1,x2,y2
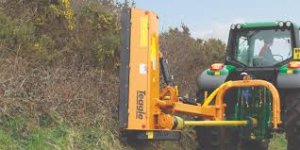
[{"x1": 258, "y1": 37, "x2": 277, "y2": 65}]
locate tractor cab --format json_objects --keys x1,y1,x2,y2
[{"x1": 226, "y1": 21, "x2": 300, "y2": 68}]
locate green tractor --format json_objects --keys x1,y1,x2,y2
[{"x1": 196, "y1": 21, "x2": 300, "y2": 150}]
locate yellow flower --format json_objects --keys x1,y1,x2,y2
[{"x1": 61, "y1": 0, "x2": 75, "y2": 31}]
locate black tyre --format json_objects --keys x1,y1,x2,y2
[
  {"x1": 195, "y1": 127, "x2": 238, "y2": 150},
  {"x1": 238, "y1": 139, "x2": 269, "y2": 150},
  {"x1": 195, "y1": 126, "x2": 269, "y2": 150},
  {"x1": 285, "y1": 90, "x2": 300, "y2": 150},
  {"x1": 195, "y1": 90, "x2": 237, "y2": 150}
]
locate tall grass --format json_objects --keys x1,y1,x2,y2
[
  {"x1": 269, "y1": 133, "x2": 287, "y2": 150},
  {"x1": 0, "y1": 115, "x2": 129, "y2": 150}
]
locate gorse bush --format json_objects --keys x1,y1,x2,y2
[
  {"x1": 1, "y1": 0, "x2": 123, "y2": 67},
  {"x1": 73, "y1": 0, "x2": 121, "y2": 68}
]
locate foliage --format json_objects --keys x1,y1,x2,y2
[
  {"x1": 0, "y1": 0, "x2": 122, "y2": 67},
  {"x1": 160, "y1": 24, "x2": 226, "y2": 96}
]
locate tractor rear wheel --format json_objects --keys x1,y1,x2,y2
[
  {"x1": 285, "y1": 90, "x2": 300, "y2": 150},
  {"x1": 195, "y1": 89, "x2": 269, "y2": 150},
  {"x1": 195, "y1": 126, "x2": 238, "y2": 150},
  {"x1": 195, "y1": 127, "x2": 269, "y2": 150},
  {"x1": 238, "y1": 139, "x2": 269, "y2": 150},
  {"x1": 195, "y1": 90, "x2": 238, "y2": 150}
]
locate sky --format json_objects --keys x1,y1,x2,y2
[{"x1": 134, "y1": 0, "x2": 300, "y2": 42}]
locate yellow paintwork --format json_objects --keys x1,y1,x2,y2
[
  {"x1": 184, "y1": 120, "x2": 249, "y2": 127},
  {"x1": 127, "y1": 8, "x2": 160, "y2": 130},
  {"x1": 146, "y1": 131, "x2": 154, "y2": 139},
  {"x1": 214, "y1": 71, "x2": 221, "y2": 76},
  {"x1": 140, "y1": 16, "x2": 149, "y2": 47},
  {"x1": 287, "y1": 69, "x2": 293, "y2": 74},
  {"x1": 293, "y1": 48, "x2": 300, "y2": 59}
]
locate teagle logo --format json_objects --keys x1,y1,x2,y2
[{"x1": 136, "y1": 91, "x2": 146, "y2": 119}]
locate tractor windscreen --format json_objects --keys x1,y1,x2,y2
[{"x1": 234, "y1": 29, "x2": 292, "y2": 67}]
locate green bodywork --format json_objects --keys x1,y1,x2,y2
[
  {"x1": 233, "y1": 87, "x2": 273, "y2": 140},
  {"x1": 241, "y1": 22, "x2": 279, "y2": 28},
  {"x1": 239, "y1": 21, "x2": 299, "y2": 29},
  {"x1": 223, "y1": 65, "x2": 274, "y2": 140}
]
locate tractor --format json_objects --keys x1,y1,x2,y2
[
  {"x1": 196, "y1": 21, "x2": 300, "y2": 150},
  {"x1": 118, "y1": 8, "x2": 299, "y2": 150}
]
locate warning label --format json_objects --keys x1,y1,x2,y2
[{"x1": 293, "y1": 48, "x2": 300, "y2": 59}]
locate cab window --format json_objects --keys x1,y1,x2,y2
[{"x1": 235, "y1": 29, "x2": 292, "y2": 67}]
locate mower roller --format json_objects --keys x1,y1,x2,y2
[{"x1": 118, "y1": 8, "x2": 282, "y2": 141}]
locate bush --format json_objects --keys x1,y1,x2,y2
[
  {"x1": 160, "y1": 24, "x2": 226, "y2": 96},
  {"x1": 0, "y1": 0, "x2": 122, "y2": 67}
]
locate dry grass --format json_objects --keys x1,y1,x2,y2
[
  {"x1": 0, "y1": 55, "x2": 127, "y2": 149},
  {"x1": 0, "y1": 56, "x2": 118, "y2": 125}
]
